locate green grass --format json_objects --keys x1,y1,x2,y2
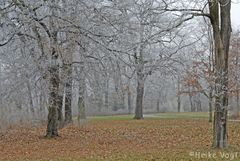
[
  {"x1": 89, "y1": 112, "x2": 209, "y2": 121},
  {"x1": 89, "y1": 114, "x2": 134, "y2": 121},
  {"x1": 152, "y1": 112, "x2": 209, "y2": 119}
]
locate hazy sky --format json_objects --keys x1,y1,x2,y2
[{"x1": 231, "y1": 1, "x2": 240, "y2": 28}]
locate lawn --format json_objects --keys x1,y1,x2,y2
[{"x1": 0, "y1": 112, "x2": 240, "y2": 161}]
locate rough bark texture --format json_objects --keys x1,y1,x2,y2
[
  {"x1": 46, "y1": 66, "x2": 59, "y2": 137},
  {"x1": 57, "y1": 95, "x2": 64, "y2": 128},
  {"x1": 134, "y1": 63, "x2": 144, "y2": 119},
  {"x1": 209, "y1": 0, "x2": 231, "y2": 148},
  {"x1": 46, "y1": 0, "x2": 60, "y2": 137},
  {"x1": 236, "y1": 49, "x2": 239, "y2": 116}
]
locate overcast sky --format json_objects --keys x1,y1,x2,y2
[{"x1": 231, "y1": 1, "x2": 240, "y2": 28}]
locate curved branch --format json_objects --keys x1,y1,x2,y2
[{"x1": 0, "y1": 34, "x2": 14, "y2": 47}]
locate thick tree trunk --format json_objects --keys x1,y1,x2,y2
[
  {"x1": 57, "y1": 95, "x2": 64, "y2": 128},
  {"x1": 78, "y1": 66, "x2": 86, "y2": 121},
  {"x1": 46, "y1": 0, "x2": 60, "y2": 137},
  {"x1": 78, "y1": 95, "x2": 86, "y2": 121},
  {"x1": 46, "y1": 66, "x2": 59, "y2": 137},
  {"x1": 78, "y1": 93, "x2": 86, "y2": 121},
  {"x1": 134, "y1": 64, "x2": 144, "y2": 119},
  {"x1": 134, "y1": 81, "x2": 144, "y2": 119},
  {"x1": 209, "y1": 0, "x2": 231, "y2": 148},
  {"x1": 236, "y1": 50, "x2": 240, "y2": 116}
]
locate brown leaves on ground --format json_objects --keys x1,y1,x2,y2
[{"x1": 0, "y1": 118, "x2": 240, "y2": 161}]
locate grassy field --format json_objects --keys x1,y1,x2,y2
[{"x1": 0, "y1": 112, "x2": 240, "y2": 161}]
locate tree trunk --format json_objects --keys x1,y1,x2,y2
[
  {"x1": 78, "y1": 65, "x2": 86, "y2": 121},
  {"x1": 104, "y1": 78, "x2": 109, "y2": 109},
  {"x1": 189, "y1": 93, "x2": 194, "y2": 112},
  {"x1": 78, "y1": 95, "x2": 86, "y2": 121},
  {"x1": 64, "y1": 65, "x2": 73, "y2": 124},
  {"x1": 46, "y1": 0, "x2": 60, "y2": 137},
  {"x1": 157, "y1": 97, "x2": 160, "y2": 113},
  {"x1": 209, "y1": 89, "x2": 213, "y2": 122},
  {"x1": 128, "y1": 88, "x2": 132, "y2": 114},
  {"x1": 46, "y1": 66, "x2": 59, "y2": 137},
  {"x1": 236, "y1": 49, "x2": 239, "y2": 116},
  {"x1": 209, "y1": 0, "x2": 231, "y2": 148},
  {"x1": 237, "y1": 88, "x2": 239, "y2": 116},
  {"x1": 39, "y1": 83, "x2": 46, "y2": 119},
  {"x1": 134, "y1": 63, "x2": 144, "y2": 119},
  {"x1": 195, "y1": 95, "x2": 202, "y2": 112},
  {"x1": 126, "y1": 78, "x2": 132, "y2": 114},
  {"x1": 134, "y1": 81, "x2": 144, "y2": 119},
  {"x1": 97, "y1": 92, "x2": 103, "y2": 112},
  {"x1": 177, "y1": 76, "x2": 181, "y2": 112},
  {"x1": 26, "y1": 80, "x2": 34, "y2": 114},
  {"x1": 177, "y1": 95, "x2": 181, "y2": 113},
  {"x1": 57, "y1": 95, "x2": 64, "y2": 128}
]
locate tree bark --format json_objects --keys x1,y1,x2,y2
[
  {"x1": 78, "y1": 65, "x2": 86, "y2": 121},
  {"x1": 57, "y1": 95, "x2": 64, "y2": 128},
  {"x1": 177, "y1": 76, "x2": 181, "y2": 112},
  {"x1": 46, "y1": 66, "x2": 59, "y2": 137},
  {"x1": 128, "y1": 87, "x2": 132, "y2": 114},
  {"x1": 209, "y1": 89, "x2": 213, "y2": 122},
  {"x1": 188, "y1": 87, "x2": 194, "y2": 112},
  {"x1": 126, "y1": 78, "x2": 132, "y2": 114},
  {"x1": 104, "y1": 78, "x2": 109, "y2": 109},
  {"x1": 46, "y1": 0, "x2": 60, "y2": 137},
  {"x1": 237, "y1": 88, "x2": 239, "y2": 116},
  {"x1": 236, "y1": 43, "x2": 239, "y2": 116},
  {"x1": 177, "y1": 95, "x2": 181, "y2": 113},
  {"x1": 26, "y1": 79, "x2": 34, "y2": 114},
  {"x1": 209, "y1": 0, "x2": 231, "y2": 148},
  {"x1": 64, "y1": 65, "x2": 73, "y2": 124},
  {"x1": 134, "y1": 63, "x2": 144, "y2": 119},
  {"x1": 157, "y1": 96, "x2": 160, "y2": 113}
]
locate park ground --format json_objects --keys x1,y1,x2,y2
[{"x1": 0, "y1": 112, "x2": 240, "y2": 161}]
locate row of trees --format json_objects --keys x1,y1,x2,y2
[{"x1": 0, "y1": 0, "x2": 233, "y2": 148}]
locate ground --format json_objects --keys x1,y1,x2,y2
[{"x1": 0, "y1": 113, "x2": 240, "y2": 161}]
